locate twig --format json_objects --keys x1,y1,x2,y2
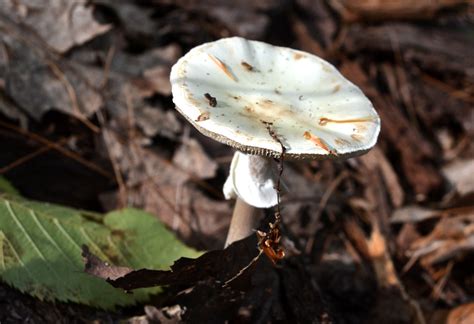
[
  {"x1": 223, "y1": 250, "x2": 263, "y2": 287},
  {"x1": 100, "y1": 45, "x2": 116, "y2": 89},
  {"x1": 262, "y1": 121, "x2": 286, "y2": 224},
  {"x1": 258, "y1": 121, "x2": 286, "y2": 264},
  {"x1": 315, "y1": 171, "x2": 349, "y2": 223},
  {"x1": 0, "y1": 120, "x2": 112, "y2": 179},
  {"x1": 388, "y1": 32, "x2": 420, "y2": 131},
  {"x1": 0, "y1": 136, "x2": 71, "y2": 174},
  {"x1": 432, "y1": 261, "x2": 454, "y2": 301},
  {"x1": 421, "y1": 73, "x2": 474, "y2": 104},
  {"x1": 46, "y1": 60, "x2": 100, "y2": 133},
  {"x1": 124, "y1": 85, "x2": 137, "y2": 146},
  {"x1": 96, "y1": 111, "x2": 127, "y2": 207},
  {"x1": 305, "y1": 170, "x2": 349, "y2": 254}
]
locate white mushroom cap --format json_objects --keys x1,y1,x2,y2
[{"x1": 170, "y1": 37, "x2": 380, "y2": 160}]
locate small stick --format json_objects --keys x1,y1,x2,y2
[
  {"x1": 0, "y1": 136, "x2": 71, "y2": 174},
  {"x1": 223, "y1": 250, "x2": 263, "y2": 287},
  {"x1": 262, "y1": 121, "x2": 286, "y2": 224},
  {"x1": 260, "y1": 121, "x2": 286, "y2": 264},
  {"x1": 46, "y1": 60, "x2": 100, "y2": 133},
  {"x1": 100, "y1": 45, "x2": 116, "y2": 89},
  {"x1": 0, "y1": 120, "x2": 112, "y2": 179}
]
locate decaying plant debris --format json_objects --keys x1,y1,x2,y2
[{"x1": 0, "y1": 0, "x2": 473, "y2": 323}]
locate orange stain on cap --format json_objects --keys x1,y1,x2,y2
[
  {"x1": 304, "y1": 131, "x2": 334, "y2": 154},
  {"x1": 319, "y1": 116, "x2": 375, "y2": 126},
  {"x1": 208, "y1": 53, "x2": 237, "y2": 82}
]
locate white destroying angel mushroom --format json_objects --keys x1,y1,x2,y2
[{"x1": 170, "y1": 37, "x2": 380, "y2": 249}]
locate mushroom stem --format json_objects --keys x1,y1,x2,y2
[
  {"x1": 222, "y1": 152, "x2": 279, "y2": 248},
  {"x1": 225, "y1": 197, "x2": 262, "y2": 247}
]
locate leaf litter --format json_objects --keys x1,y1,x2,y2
[{"x1": 1, "y1": 0, "x2": 111, "y2": 53}]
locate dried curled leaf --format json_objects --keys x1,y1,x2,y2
[{"x1": 2, "y1": 0, "x2": 111, "y2": 53}]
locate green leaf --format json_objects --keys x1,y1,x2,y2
[
  {"x1": 0, "y1": 195, "x2": 201, "y2": 309},
  {"x1": 0, "y1": 176, "x2": 19, "y2": 195}
]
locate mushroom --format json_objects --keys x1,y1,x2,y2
[{"x1": 170, "y1": 37, "x2": 380, "y2": 251}]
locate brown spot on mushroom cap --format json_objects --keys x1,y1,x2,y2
[
  {"x1": 262, "y1": 99, "x2": 273, "y2": 105},
  {"x1": 178, "y1": 104, "x2": 358, "y2": 160},
  {"x1": 355, "y1": 124, "x2": 368, "y2": 132},
  {"x1": 204, "y1": 93, "x2": 217, "y2": 107},
  {"x1": 244, "y1": 105, "x2": 254, "y2": 113},
  {"x1": 332, "y1": 84, "x2": 341, "y2": 93},
  {"x1": 185, "y1": 91, "x2": 201, "y2": 107},
  {"x1": 351, "y1": 134, "x2": 364, "y2": 142},
  {"x1": 293, "y1": 53, "x2": 304, "y2": 60},
  {"x1": 335, "y1": 138, "x2": 351, "y2": 147},
  {"x1": 322, "y1": 63, "x2": 332, "y2": 72},
  {"x1": 196, "y1": 112, "x2": 210, "y2": 121},
  {"x1": 241, "y1": 61, "x2": 254, "y2": 71},
  {"x1": 238, "y1": 99, "x2": 295, "y2": 125}
]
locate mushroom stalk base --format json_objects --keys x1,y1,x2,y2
[{"x1": 224, "y1": 197, "x2": 262, "y2": 248}]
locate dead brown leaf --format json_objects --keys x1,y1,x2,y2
[
  {"x1": 1, "y1": 0, "x2": 111, "y2": 53},
  {"x1": 101, "y1": 129, "x2": 229, "y2": 248},
  {"x1": 446, "y1": 302, "x2": 474, "y2": 324},
  {"x1": 331, "y1": 0, "x2": 469, "y2": 22},
  {"x1": 82, "y1": 245, "x2": 133, "y2": 281},
  {"x1": 173, "y1": 138, "x2": 217, "y2": 180},
  {"x1": 358, "y1": 147, "x2": 404, "y2": 208},
  {"x1": 110, "y1": 44, "x2": 181, "y2": 97},
  {"x1": 162, "y1": 0, "x2": 285, "y2": 39},
  {"x1": 134, "y1": 105, "x2": 182, "y2": 139},
  {"x1": 443, "y1": 159, "x2": 474, "y2": 197},
  {"x1": 294, "y1": 0, "x2": 337, "y2": 51},
  {"x1": 349, "y1": 160, "x2": 426, "y2": 323},
  {"x1": 396, "y1": 223, "x2": 421, "y2": 256},
  {"x1": 0, "y1": 17, "x2": 103, "y2": 122},
  {"x1": 392, "y1": 206, "x2": 442, "y2": 223},
  {"x1": 407, "y1": 213, "x2": 474, "y2": 267},
  {"x1": 345, "y1": 23, "x2": 473, "y2": 79},
  {"x1": 341, "y1": 61, "x2": 443, "y2": 198}
]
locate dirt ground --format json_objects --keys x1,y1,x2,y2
[{"x1": 0, "y1": 1, "x2": 473, "y2": 323}]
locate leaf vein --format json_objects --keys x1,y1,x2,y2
[
  {"x1": 29, "y1": 210, "x2": 76, "y2": 267},
  {"x1": 5, "y1": 201, "x2": 47, "y2": 262},
  {"x1": 53, "y1": 218, "x2": 82, "y2": 253},
  {"x1": 107, "y1": 235, "x2": 134, "y2": 267},
  {"x1": 0, "y1": 231, "x2": 6, "y2": 270},
  {"x1": 5, "y1": 201, "x2": 61, "y2": 279},
  {"x1": 79, "y1": 227, "x2": 111, "y2": 263}
]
